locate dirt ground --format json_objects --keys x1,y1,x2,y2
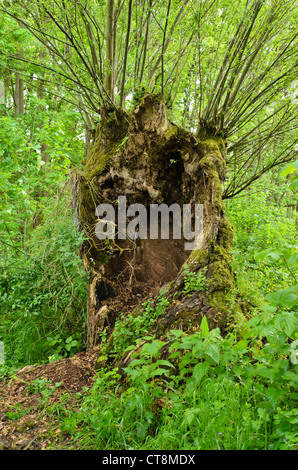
[{"x1": 0, "y1": 347, "x2": 100, "y2": 450}]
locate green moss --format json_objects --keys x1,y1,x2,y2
[
  {"x1": 208, "y1": 258, "x2": 234, "y2": 294},
  {"x1": 209, "y1": 290, "x2": 230, "y2": 314},
  {"x1": 199, "y1": 141, "x2": 226, "y2": 211},
  {"x1": 199, "y1": 157, "x2": 216, "y2": 170},
  {"x1": 164, "y1": 124, "x2": 178, "y2": 140},
  {"x1": 84, "y1": 107, "x2": 129, "y2": 181},
  {"x1": 200, "y1": 155, "x2": 225, "y2": 174},
  {"x1": 198, "y1": 134, "x2": 226, "y2": 171},
  {"x1": 137, "y1": 92, "x2": 164, "y2": 106},
  {"x1": 200, "y1": 139, "x2": 222, "y2": 152},
  {"x1": 209, "y1": 260, "x2": 234, "y2": 289},
  {"x1": 197, "y1": 128, "x2": 225, "y2": 145},
  {"x1": 218, "y1": 218, "x2": 234, "y2": 249},
  {"x1": 188, "y1": 248, "x2": 209, "y2": 265},
  {"x1": 84, "y1": 148, "x2": 112, "y2": 180},
  {"x1": 210, "y1": 244, "x2": 226, "y2": 259}
]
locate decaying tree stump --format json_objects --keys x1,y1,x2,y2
[{"x1": 74, "y1": 93, "x2": 236, "y2": 350}]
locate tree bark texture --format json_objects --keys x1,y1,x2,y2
[{"x1": 74, "y1": 94, "x2": 236, "y2": 350}]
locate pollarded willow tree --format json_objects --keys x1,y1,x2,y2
[{"x1": 1, "y1": 0, "x2": 297, "y2": 352}]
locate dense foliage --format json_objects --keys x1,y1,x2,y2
[
  {"x1": 0, "y1": 95, "x2": 88, "y2": 367},
  {"x1": 0, "y1": 0, "x2": 297, "y2": 451}
]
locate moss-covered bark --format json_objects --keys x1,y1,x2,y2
[{"x1": 74, "y1": 93, "x2": 237, "y2": 351}]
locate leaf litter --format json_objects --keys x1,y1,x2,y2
[{"x1": 0, "y1": 347, "x2": 100, "y2": 449}]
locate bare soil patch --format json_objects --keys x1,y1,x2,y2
[{"x1": 0, "y1": 347, "x2": 99, "y2": 449}]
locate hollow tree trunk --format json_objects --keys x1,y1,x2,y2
[{"x1": 75, "y1": 93, "x2": 235, "y2": 350}]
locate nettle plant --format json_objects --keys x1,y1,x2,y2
[{"x1": 123, "y1": 302, "x2": 298, "y2": 449}]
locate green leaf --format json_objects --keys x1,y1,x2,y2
[
  {"x1": 170, "y1": 329, "x2": 184, "y2": 338},
  {"x1": 265, "y1": 290, "x2": 298, "y2": 308},
  {"x1": 274, "y1": 312, "x2": 298, "y2": 336},
  {"x1": 123, "y1": 344, "x2": 136, "y2": 353},
  {"x1": 279, "y1": 161, "x2": 298, "y2": 178},
  {"x1": 205, "y1": 343, "x2": 220, "y2": 363},
  {"x1": 141, "y1": 340, "x2": 164, "y2": 356},
  {"x1": 264, "y1": 387, "x2": 285, "y2": 407},
  {"x1": 255, "y1": 248, "x2": 281, "y2": 262},
  {"x1": 289, "y1": 179, "x2": 298, "y2": 190},
  {"x1": 232, "y1": 365, "x2": 244, "y2": 377},
  {"x1": 254, "y1": 366, "x2": 276, "y2": 380},
  {"x1": 192, "y1": 338, "x2": 204, "y2": 358},
  {"x1": 142, "y1": 335, "x2": 154, "y2": 341},
  {"x1": 287, "y1": 254, "x2": 298, "y2": 267},
  {"x1": 168, "y1": 350, "x2": 180, "y2": 360},
  {"x1": 156, "y1": 359, "x2": 175, "y2": 368},
  {"x1": 282, "y1": 371, "x2": 298, "y2": 383},
  {"x1": 192, "y1": 362, "x2": 210, "y2": 384},
  {"x1": 149, "y1": 368, "x2": 171, "y2": 377},
  {"x1": 183, "y1": 408, "x2": 199, "y2": 425},
  {"x1": 233, "y1": 339, "x2": 248, "y2": 354},
  {"x1": 200, "y1": 316, "x2": 209, "y2": 337}
]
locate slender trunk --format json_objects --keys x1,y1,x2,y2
[
  {"x1": 0, "y1": 80, "x2": 5, "y2": 114},
  {"x1": 161, "y1": 0, "x2": 172, "y2": 97},
  {"x1": 15, "y1": 72, "x2": 24, "y2": 115},
  {"x1": 105, "y1": 0, "x2": 115, "y2": 101},
  {"x1": 112, "y1": 3, "x2": 118, "y2": 95},
  {"x1": 139, "y1": 0, "x2": 152, "y2": 84},
  {"x1": 37, "y1": 58, "x2": 50, "y2": 165},
  {"x1": 119, "y1": 0, "x2": 132, "y2": 107},
  {"x1": 14, "y1": 20, "x2": 26, "y2": 115},
  {"x1": 32, "y1": 50, "x2": 50, "y2": 228},
  {"x1": 149, "y1": 0, "x2": 189, "y2": 87}
]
